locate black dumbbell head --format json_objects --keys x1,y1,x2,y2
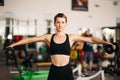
[
  {"x1": 104, "y1": 44, "x2": 114, "y2": 54},
  {"x1": 5, "y1": 47, "x2": 15, "y2": 54}
]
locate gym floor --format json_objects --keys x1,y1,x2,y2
[{"x1": 0, "y1": 50, "x2": 120, "y2": 80}]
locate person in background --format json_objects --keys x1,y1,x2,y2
[
  {"x1": 7, "y1": 13, "x2": 114, "y2": 80},
  {"x1": 82, "y1": 29, "x2": 94, "y2": 75}
]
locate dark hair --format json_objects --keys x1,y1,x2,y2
[{"x1": 54, "y1": 13, "x2": 67, "y2": 23}]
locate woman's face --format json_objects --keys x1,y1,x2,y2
[{"x1": 54, "y1": 17, "x2": 67, "y2": 32}]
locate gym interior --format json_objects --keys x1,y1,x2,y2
[{"x1": 0, "y1": 0, "x2": 120, "y2": 80}]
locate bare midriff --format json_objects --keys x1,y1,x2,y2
[{"x1": 51, "y1": 54, "x2": 70, "y2": 66}]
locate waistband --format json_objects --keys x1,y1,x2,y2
[{"x1": 51, "y1": 63, "x2": 70, "y2": 68}]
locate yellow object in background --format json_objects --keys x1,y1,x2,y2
[{"x1": 70, "y1": 50, "x2": 78, "y2": 60}]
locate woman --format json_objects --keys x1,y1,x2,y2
[{"x1": 8, "y1": 13, "x2": 114, "y2": 80}]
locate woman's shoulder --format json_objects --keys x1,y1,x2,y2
[
  {"x1": 67, "y1": 33, "x2": 74, "y2": 36},
  {"x1": 43, "y1": 33, "x2": 53, "y2": 38},
  {"x1": 67, "y1": 34, "x2": 80, "y2": 37},
  {"x1": 37, "y1": 34, "x2": 53, "y2": 39},
  {"x1": 39, "y1": 34, "x2": 53, "y2": 43},
  {"x1": 68, "y1": 33, "x2": 84, "y2": 41},
  {"x1": 41, "y1": 33, "x2": 53, "y2": 36}
]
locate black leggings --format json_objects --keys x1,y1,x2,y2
[{"x1": 47, "y1": 64, "x2": 74, "y2": 80}]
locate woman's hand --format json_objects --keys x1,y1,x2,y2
[
  {"x1": 6, "y1": 44, "x2": 14, "y2": 49},
  {"x1": 109, "y1": 43, "x2": 116, "y2": 50}
]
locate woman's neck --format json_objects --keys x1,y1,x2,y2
[{"x1": 55, "y1": 31, "x2": 66, "y2": 36}]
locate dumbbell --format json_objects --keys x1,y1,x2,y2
[
  {"x1": 5, "y1": 47, "x2": 15, "y2": 55},
  {"x1": 5, "y1": 47, "x2": 18, "y2": 66},
  {"x1": 104, "y1": 44, "x2": 115, "y2": 54}
]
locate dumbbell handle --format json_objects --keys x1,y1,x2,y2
[{"x1": 5, "y1": 47, "x2": 15, "y2": 51}]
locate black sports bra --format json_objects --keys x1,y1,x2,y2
[{"x1": 49, "y1": 34, "x2": 70, "y2": 55}]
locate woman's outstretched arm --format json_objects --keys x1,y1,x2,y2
[{"x1": 7, "y1": 34, "x2": 48, "y2": 48}]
